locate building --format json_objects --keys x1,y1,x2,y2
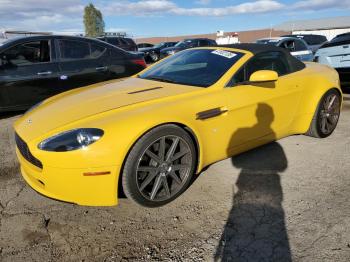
[
  {"x1": 135, "y1": 28, "x2": 289, "y2": 45},
  {"x1": 275, "y1": 16, "x2": 350, "y2": 40}
]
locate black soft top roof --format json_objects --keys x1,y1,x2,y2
[
  {"x1": 220, "y1": 43, "x2": 289, "y2": 55},
  {"x1": 220, "y1": 43, "x2": 306, "y2": 72}
]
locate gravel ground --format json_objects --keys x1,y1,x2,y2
[{"x1": 0, "y1": 95, "x2": 349, "y2": 262}]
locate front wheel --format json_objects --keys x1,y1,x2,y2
[
  {"x1": 122, "y1": 125, "x2": 197, "y2": 207},
  {"x1": 306, "y1": 89, "x2": 341, "y2": 138},
  {"x1": 150, "y1": 52, "x2": 159, "y2": 62}
]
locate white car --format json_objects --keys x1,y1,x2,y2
[{"x1": 314, "y1": 33, "x2": 350, "y2": 86}]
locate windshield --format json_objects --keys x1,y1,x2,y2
[
  {"x1": 282, "y1": 35, "x2": 327, "y2": 45},
  {"x1": 320, "y1": 34, "x2": 350, "y2": 49},
  {"x1": 153, "y1": 42, "x2": 165, "y2": 48},
  {"x1": 139, "y1": 49, "x2": 244, "y2": 87},
  {"x1": 175, "y1": 40, "x2": 194, "y2": 48}
]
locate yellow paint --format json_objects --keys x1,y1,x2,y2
[
  {"x1": 249, "y1": 70, "x2": 278, "y2": 82},
  {"x1": 14, "y1": 47, "x2": 342, "y2": 206}
]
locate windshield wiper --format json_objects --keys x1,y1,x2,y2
[{"x1": 145, "y1": 76, "x2": 176, "y2": 83}]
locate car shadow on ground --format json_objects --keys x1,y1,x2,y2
[{"x1": 215, "y1": 104, "x2": 291, "y2": 262}]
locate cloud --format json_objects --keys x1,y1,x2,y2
[
  {"x1": 0, "y1": 0, "x2": 350, "y2": 32},
  {"x1": 0, "y1": 0, "x2": 84, "y2": 31},
  {"x1": 102, "y1": 0, "x2": 284, "y2": 16},
  {"x1": 195, "y1": 0, "x2": 212, "y2": 5},
  {"x1": 172, "y1": 1, "x2": 284, "y2": 16},
  {"x1": 100, "y1": 0, "x2": 350, "y2": 17},
  {"x1": 103, "y1": 0, "x2": 177, "y2": 16},
  {"x1": 292, "y1": 0, "x2": 350, "y2": 10}
]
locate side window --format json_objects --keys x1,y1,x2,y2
[
  {"x1": 109, "y1": 48, "x2": 124, "y2": 59},
  {"x1": 295, "y1": 40, "x2": 307, "y2": 51},
  {"x1": 198, "y1": 40, "x2": 207, "y2": 46},
  {"x1": 107, "y1": 38, "x2": 119, "y2": 46},
  {"x1": 90, "y1": 43, "x2": 106, "y2": 58},
  {"x1": 229, "y1": 52, "x2": 290, "y2": 86},
  {"x1": 281, "y1": 40, "x2": 296, "y2": 52},
  {"x1": 58, "y1": 40, "x2": 90, "y2": 60},
  {"x1": 119, "y1": 38, "x2": 130, "y2": 46},
  {"x1": 191, "y1": 40, "x2": 199, "y2": 47},
  {"x1": 0, "y1": 40, "x2": 50, "y2": 67}
]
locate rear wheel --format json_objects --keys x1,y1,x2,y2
[
  {"x1": 122, "y1": 125, "x2": 196, "y2": 207},
  {"x1": 306, "y1": 89, "x2": 341, "y2": 138}
]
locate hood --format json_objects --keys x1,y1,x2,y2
[{"x1": 15, "y1": 77, "x2": 200, "y2": 141}]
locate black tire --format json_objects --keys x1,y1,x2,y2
[
  {"x1": 122, "y1": 124, "x2": 197, "y2": 207},
  {"x1": 306, "y1": 89, "x2": 341, "y2": 138}
]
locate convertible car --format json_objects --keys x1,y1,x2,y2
[{"x1": 14, "y1": 44, "x2": 342, "y2": 207}]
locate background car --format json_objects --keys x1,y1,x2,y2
[
  {"x1": 256, "y1": 37, "x2": 313, "y2": 61},
  {"x1": 314, "y1": 33, "x2": 350, "y2": 90},
  {"x1": 139, "y1": 41, "x2": 177, "y2": 62},
  {"x1": 282, "y1": 34, "x2": 328, "y2": 53},
  {"x1": 160, "y1": 38, "x2": 217, "y2": 58},
  {"x1": 97, "y1": 36, "x2": 138, "y2": 51},
  {"x1": 0, "y1": 35, "x2": 146, "y2": 112},
  {"x1": 14, "y1": 44, "x2": 342, "y2": 208},
  {"x1": 137, "y1": 43, "x2": 154, "y2": 49}
]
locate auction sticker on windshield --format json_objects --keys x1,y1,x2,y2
[{"x1": 211, "y1": 50, "x2": 237, "y2": 59}]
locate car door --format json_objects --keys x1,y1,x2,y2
[
  {"x1": 222, "y1": 51, "x2": 303, "y2": 154},
  {"x1": 0, "y1": 38, "x2": 61, "y2": 109},
  {"x1": 57, "y1": 38, "x2": 110, "y2": 92},
  {"x1": 108, "y1": 47, "x2": 129, "y2": 78}
]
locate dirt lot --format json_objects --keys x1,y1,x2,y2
[{"x1": 0, "y1": 95, "x2": 350, "y2": 262}]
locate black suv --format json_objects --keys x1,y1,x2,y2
[
  {"x1": 160, "y1": 38, "x2": 217, "y2": 58},
  {"x1": 97, "y1": 36, "x2": 138, "y2": 51},
  {"x1": 0, "y1": 35, "x2": 146, "y2": 112},
  {"x1": 139, "y1": 42, "x2": 177, "y2": 62}
]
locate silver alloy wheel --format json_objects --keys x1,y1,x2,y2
[
  {"x1": 319, "y1": 93, "x2": 340, "y2": 135},
  {"x1": 150, "y1": 53, "x2": 159, "y2": 62},
  {"x1": 136, "y1": 135, "x2": 192, "y2": 202}
]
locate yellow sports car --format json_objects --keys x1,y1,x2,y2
[{"x1": 14, "y1": 44, "x2": 342, "y2": 207}]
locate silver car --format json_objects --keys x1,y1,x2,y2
[{"x1": 256, "y1": 37, "x2": 313, "y2": 62}]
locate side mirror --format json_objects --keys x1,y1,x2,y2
[{"x1": 249, "y1": 70, "x2": 278, "y2": 83}]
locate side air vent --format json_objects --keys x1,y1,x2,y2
[
  {"x1": 15, "y1": 133, "x2": 43, "y2": 169},
  {"x1": 128, "y1": 87, "x2": 163, "y2": 94}
]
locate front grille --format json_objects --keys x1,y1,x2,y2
[{"x1": 15, "y1": 133, "x2": 43, "y2": 169}]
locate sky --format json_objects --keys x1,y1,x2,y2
[{"x1": 0, "y1": 0, "x2": 350, "y2": 37}]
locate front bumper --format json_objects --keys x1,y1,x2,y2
[{"x1": 16, "y1": 148, "x2": 120, "y2": 206}]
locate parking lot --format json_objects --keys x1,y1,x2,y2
[{"x1": 0, "y1": 94, "x2": 348, "y2": 261}]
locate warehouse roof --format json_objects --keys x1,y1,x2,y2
[{"x1": 274, "y1": 16, "x2": 350, "y2": 31}]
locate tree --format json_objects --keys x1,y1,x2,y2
[{"x1": 83, "y1": 3, "x2": 105, "y2": 37}]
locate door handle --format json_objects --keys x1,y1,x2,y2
[
  {"x1": 196, "y1": 107, "x2": 228, "y2": 120},
  {"x1": 37, "y1": 71, "x2": 52, "y2": 76},
  {"x1": 96, "y1": 66, "x2": 108, "y2": 71}
]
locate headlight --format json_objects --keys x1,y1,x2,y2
[
  {"x1": 167, "y1": 50, "x2": 175, "y2": 55},
  {"x1": 38, "y1": 128, "x2": 104, "y2": 152}
]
